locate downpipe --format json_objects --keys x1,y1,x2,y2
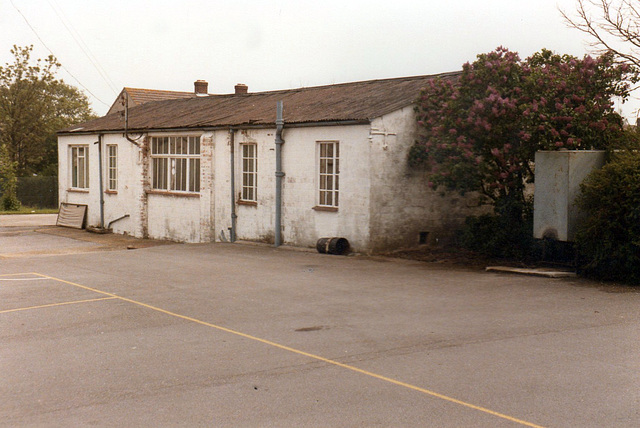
[
  {"x1": 275, "y1": 101, "x2": 284, "y2": 247},
  {"x1": 229, "y1": 128, "x2": 237, "y2": 242},
  {"x1": 94, "y1": 134, "x2": 105, "y2": 229}
]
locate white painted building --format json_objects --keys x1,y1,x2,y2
[{"x1": 58, "y1": 74, "x2": 483, "y2": 253}]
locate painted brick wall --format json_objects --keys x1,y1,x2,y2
[{"x1": 368, "y1": 108, "x2": 487, "y2": 252}]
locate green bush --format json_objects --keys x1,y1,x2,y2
[
  {"x1": 457, "y1": 197, "x2": 541, "y2": 260},
  {"x1": 1, "y1": 193, "x2": 21, "y2": 211},
  {"x1": 575, "y1": 151, "x2": 640, "y2": 284}
]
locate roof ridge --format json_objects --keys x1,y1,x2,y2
[
  {"x1": 124, "y1": 87, "x2": 197, "y2": 95},
  {"x1": 215, "y1": 71, "x2": 461, "y2": 97},
  {"x1": 120, "y1": 71, "x2": 461, "y2": 99}
]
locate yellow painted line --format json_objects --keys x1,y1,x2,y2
[
  {"x1": 0, "y1": 272, "x2": 42, "y2": 278},
  {"x1": 0, "y1": 297, "x2": 117, "y2": 314},
  {"x1": 33, "y1": 272, "x2": 544, "y2": 428}
]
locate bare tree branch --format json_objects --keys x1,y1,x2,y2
[{"x1": 561, "y1": 0, "x2": 640, "y2": 68}]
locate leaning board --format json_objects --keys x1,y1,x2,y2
[{"x1": 56, "y1": 203, "x2": 87, "y2": 229}]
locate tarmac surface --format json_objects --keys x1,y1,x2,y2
[{"x1": 1, "y1": 215, "x2": 639, "y2": 427}]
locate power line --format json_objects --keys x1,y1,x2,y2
[
  {"x1": 9, "y1": 0, "x2": 110, "y2": 107},
  {"x1": 47, "y1": 0, "x2": 119, "y2": 95}
]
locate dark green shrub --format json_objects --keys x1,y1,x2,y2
[
  {"x1": 575, "y1": 151, "x2": 640, "y2": 284},
  {"x1": 457, "y1": 197, "x2": 541, "y2": 260},
  {"x1": 1, "y1": 193, "x2": 21, "y2": 211}
]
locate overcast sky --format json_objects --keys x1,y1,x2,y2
[{"x1": 2, "y1": 0, "x2": 638, "y2": 120}]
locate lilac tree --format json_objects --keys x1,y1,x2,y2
[{"x1": 411, "y1": 47, "x2": 635, "y2": 209}]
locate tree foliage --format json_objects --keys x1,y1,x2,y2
[
  {"x1": 561, "y1": 0, "x2": 640, "y2": 69},
  {"x1": 0, "y1": 45, "x2": 96, "y2": 176},
  {"x1": 411, "y1": 47, "x2": 636, "y2": 207}
]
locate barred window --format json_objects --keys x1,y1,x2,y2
[
  {"x1": 70, "y1": 146, "x2": 89, "y2": 189},
  {"x1": 107, "y1": 145, "x2": 117, "y2": 191},
  {"x1": 241, "y1": 143, "x2": 257, "y2": 202},
  {"x1": 318, "y1": 141, "x2": 339, "y2": 207},
  {"x1": 151, "y1": 136, "x2": 200, "y2": 193}
]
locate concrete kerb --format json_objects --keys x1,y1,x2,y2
[{"x1": 486, "y1": 266, "x2": 577, "y2": 278}]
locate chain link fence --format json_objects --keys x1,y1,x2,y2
[{"x1": 0, "y1": 176, "x2": 58, "y2": 208}]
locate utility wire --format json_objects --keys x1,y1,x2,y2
[
  {"x1": 47, "y1": 0, "x2": 119, "y2": 95},
  {"x1": 9, "y1": 0, "x2": 110, "y2": 107}
]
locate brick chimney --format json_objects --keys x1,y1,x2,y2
[
  {"x1": 194, "y1": 80, "x2": 208, "y2": 95},
  {"x1": 235, "y1": 83, "x2": 248, "y2": 95}
]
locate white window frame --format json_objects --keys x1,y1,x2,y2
[
  {"x1": 106, "y1": 144, "x2": 117, "y2": 191},
  {"x1": 70, "y1": 145, "x2": 89, "y2": 189},
  {"x1": 317, "y1": 141, "x2": 339, "y2": 208},
  {"x1": 240, "y1": 143, "x2": 257, "y2": 202},
  {"x1": 150, "y1": 136, "x2": 200, "y2": 193}
]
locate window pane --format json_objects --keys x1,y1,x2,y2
[
  {"x1": 153, "y1": 158, "x2": 168, "y2": 190},
  {"x1": 152, "y1": 159, "x2": 159, "y2": 189},
  {"x1": 195, "y1": 159, "x2": 200, "y2": 191},
  {"x1": 71, "y1": 148, "x2": 78, "y2": 187},
  {"x1": 79, "y1": 158, "x2": 85, "y2": 187},
  {"x1": 172, "y1": 158, "x2": 186, "y2": 191},
  {"x1": 189, "y1": 158, "x2": 200, "y2": 192},
  {"x1": 180, "y1": 158, "x2": 187, "y2": 191},
  {"x1": 320, "y1": 175, "x2": 327, "y2": 191}
]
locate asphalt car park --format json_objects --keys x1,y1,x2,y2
[{"x1": 1, "y1": 216, "x2": 639, "y2": 427}]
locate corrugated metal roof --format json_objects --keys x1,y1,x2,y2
[
  {"x1": 63, "y1": 72, "x2": 459, "y2": 134},
  {"x1": 106, "y1": 88, "x2": 200, "y2": 116}
]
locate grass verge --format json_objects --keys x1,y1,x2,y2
[{"x1": 0, "y1": 206, "x2": 58, "y2": 215}]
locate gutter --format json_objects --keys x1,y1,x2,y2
[{"x1": 57, "y1": 120, "x2": 371, "y2": 136}]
